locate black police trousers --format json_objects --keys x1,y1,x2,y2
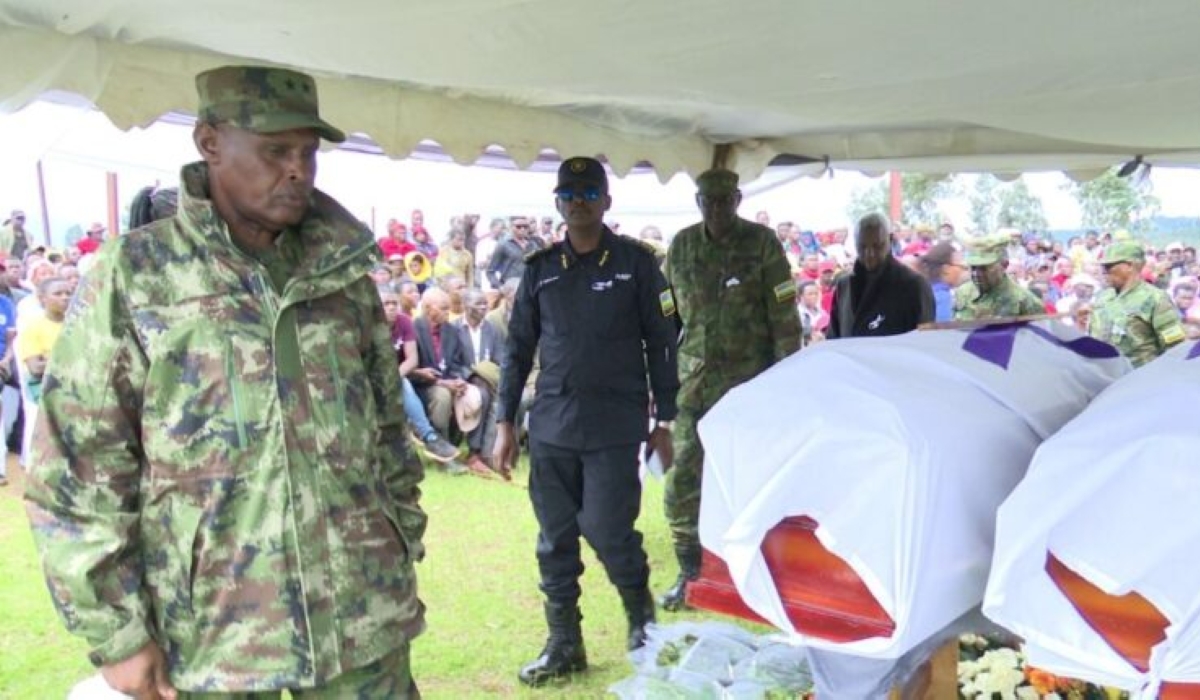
[{"x1": 528, "y1": 439, "x2": 650, "y2": 603}]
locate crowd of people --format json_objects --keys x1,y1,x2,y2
[{"x1": 12, "y1": 61, "x2": 1197, "y2": 700}]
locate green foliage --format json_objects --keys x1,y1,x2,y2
[
  {"x1": 966, "y1": 175, "x2": 1048, "y2": 234},
  {"x1": 1066, "y1": 168, "x2": 1161, "y2": 233},
  {"x1": 846, "y1": 173, "x2": 954, "y2": 227},
  {"x1": 0, "y1": 458, "x2": 732, "y2": 699}
]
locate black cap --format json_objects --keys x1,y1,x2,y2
[{"x1": 555, "y1": 157, "x2": 608, "y2": 192}]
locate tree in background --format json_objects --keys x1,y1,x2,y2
[
  {"x1": 1067, "y1": 168, "x2": 1160, "y2": 232},
  {"x1": 846, "y1": 173, "x2": 953, "y2": 226},
  {"x1": 966, "y1": 175, "x2": 1049, "y2": 234}
]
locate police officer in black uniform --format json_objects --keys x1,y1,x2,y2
[{"x1": 494, "y1": 156, "x2": 679, "y2": 687}]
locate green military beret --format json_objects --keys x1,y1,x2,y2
[
  {"x1": 695, "y1": 168, "x2": 740, "y2": 196},
  {"x1": 196, "y1": 65, "x2": 345, "y2": 143},
  {"x1": 1104, "y1": 240, "x2": 1146, "y2": 264},
  {"x1": 962, "y1": 233, "x2": 1012, "y2": 267}
]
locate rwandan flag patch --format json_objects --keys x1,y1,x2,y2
[
  {"x1": 774, "y1": 280, "x2": 797, "y2": 303},
  {"x1": 659, "y1": 289, "x2": 677, "y2": 317}
]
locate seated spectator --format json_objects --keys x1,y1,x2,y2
[
  {"x1": 412, "y1": 226, "x2": 439, "y2": 262},
  {"x1": 404, "y1": 250, "x2": 433, "y2": 292},
  {"x1": 456, "y1": 288, "x2": 503, "y2": 476},
  {"x1": 379, "y1": 285, "x2": 459, "y2": 464},
  {"x1": 433, "y1": 229, "x2": 474, "y2": 287},
  {"x1": 378, "y1": 219, "x2": 415, "y2": 259},
  {"x1": 397, "y1": 279, "x2": 421, "y2": 318},
  {"x1": 369, "y1": 264, "x2": 392, "y2": 286}
]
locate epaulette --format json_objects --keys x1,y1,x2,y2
[
  {"x1": 524, "y1": 245, "x2": 557, "y2": 264},
  {"x1": 623, "y1": 235, "x2": 659, "y2": 257}
]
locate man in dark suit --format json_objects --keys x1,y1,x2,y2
[
  {"x1": 457, "y1": 288, "x2": 504, "y2": 474},
  {"x1": 828, "y1": 213, "x2": 935, "y2": 338},
  {"x1": 410, "y1": 287, "x2": 471, "y2": 438}
]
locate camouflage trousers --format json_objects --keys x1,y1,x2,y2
[
  {"x1": 663, "y1": 405, "x2": 705, "y2": 550},
  {"x1": 177, "y1": 642, "x2": 418, "y2": 699}
]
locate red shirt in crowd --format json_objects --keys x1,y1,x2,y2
[
  {"x1": 76, "y1": 238, "x2": 100, "y2": 255},
  {"x1": 380, "y1": 238, "x2": 415, "y2": 260}
]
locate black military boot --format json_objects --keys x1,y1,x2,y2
[
  {"x1": 658, "y1": 543, "x2": 701, "y2": 612},
  {"x1": 518, "y1": 601, "x2": 588, "y2": 686},
  {"x1": 618, "y1": 586, "x2": 657, "y2": 650}
]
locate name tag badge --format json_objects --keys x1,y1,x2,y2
[{"x1": 725, "y1": 277, "x2": 741, "y2": 288}]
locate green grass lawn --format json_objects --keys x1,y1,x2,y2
[{"x1": 0, "y1": 456, "x2": 751, "y2": 699}]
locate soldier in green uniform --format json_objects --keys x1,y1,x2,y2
[
  {"x1": 1089, "y1": 240, "x2": 1185, "y2": 367},
  {"x1": 660, "y1": 168, "x2": 802, "y2": 611},
  {"x1": 955, "y1": 234, "x2": 1046, "y2": 320},
  {"x1": 25, "y1": 66, "x2": 425, "y2": 699}
]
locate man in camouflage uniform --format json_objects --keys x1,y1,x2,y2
[
  {"x1": 24, "y1": 66, "x2": 425, "y2": 699},
  {"x1": 660, "y1": 168, "x2": 802, "y2": 611},
  {"x1": 955, "y1": 234, "x2": 1045, "y2": 320},
  {"x1": 1089, "y1": 240, "x2": 1185, "y2": 367}
]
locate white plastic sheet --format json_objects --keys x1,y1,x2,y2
[
  {"x1": 984, "y1": 339, "x2": 1200, "y2": 696},
  {"x1": 697, "y1": 322, "x2": 1129, "y2": 661}
]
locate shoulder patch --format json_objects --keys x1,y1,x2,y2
[
  {"x1": 773, "y1": 280, "x2": 797, "y2": 303},
  {"x1": 659, "y1": 289, "x2": 677, "y2": 317},
  {"x1": 1161, "y1": 322, "x2": 1186, "y2": 345}
]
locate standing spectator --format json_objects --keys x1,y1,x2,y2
[
  {"x1": 0, "y1": 209, "x2": 30, "y2": 260},
  {"x1": 817, "y1": 260, "x2": 838, "y2": 315},
  {"x1": 486, "y1": 277, "x2": 520, "y2": 343},
  {"x1": 918, "y1": 242, "x2": 967, "y2": 323},
  {"x1": 432, "y1": 228, "x2": 474, "y2": 287},
  {"x1": 828, "y1": 214, "x2": 934, "y2": 338},
  {"x1": 1089, "y1": 241, "x2": 1185, "y2": 367},
  {"x1": 15, "y1": 277, "x2": 69, "y2": 408},
  {"x1": 76, "y1": 222, "x2": 107, "y2": 255},
  {"x1": 486, "y1": 215, "x2": 542, "y2": 288},
  {"x1": 0, "y1": 266, "x2": 14, "y2": 487},
  {"x1": 955, "y1": 236, "x2": 1045, "y2": 321},
  {"x1": 659, "y1": 168, "x2": 801, "y2": 612},
  {"x1": 24, "y1": 65, "x2": 425, "y2": 698},
  {"x1": 796, "y1": 253, "x2": 822, "y2": 282},
  {"x1": 410, "y1": 208, "x2": 425, "y2": 231},
  {"x1": 494, "y1": 157, "x2": 678, "y2": 685},
  {"x1": 474, "y1": 218, "x2": 504, "y2": 289},
  {"x1": 798, "y1": 280, "x2": 829, "y2": 347},
  {"x1": 538, "y1": 216, "x2": 554, "y2": 241}
]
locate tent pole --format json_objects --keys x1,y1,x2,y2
[
  {"x1": 36, "y1": 160, "x2": 51, "y2": 246},
  {"x1": 711, "y1": 144, "x2": 731, "y2": 170},
  {"x1": 888, "y1": 171, "x2": 902, "y2": 223},
  {"x1": 106, "y1": 172, "x2": 120, "y2": 237}
]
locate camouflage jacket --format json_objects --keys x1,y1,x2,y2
[
  {"x1": 1089, "y1": 277, "x2": 1185, "y2": 367},
  {"x1": 24, "y1": 162, "x2": 426, "y2": 692},
  {"x1": 666, "y1": 217, "x2": 801, "y2": 411},
  {"x1": 954, "y1": 277, "x2": 1045, "y2": 321}
]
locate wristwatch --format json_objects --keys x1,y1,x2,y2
[{"x1": 655, "y1": 420, "x2": 674, "y2": 431}]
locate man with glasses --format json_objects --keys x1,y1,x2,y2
[
  {"x1": 486, "y1": 215, "x2": 542, "y2": 289},
  {"x1": 658, "y1": 168, "x2": 801, "y2": 612},
  {"x1": 1089, "y1": 240, "x2": 1184, "y2": 367},
  {"x1": 494, "y1": 156, "x2": 678, "y2": 686},
  {"x1": 954, "y1": 234, "x2": 1044, "y2": 321}
]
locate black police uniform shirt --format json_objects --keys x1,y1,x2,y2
[{"x1": 498, "y1": 227, "x2": 679, "y2": 451}]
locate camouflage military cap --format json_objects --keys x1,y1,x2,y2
[
  {"x1": 196, "y1": 65, "x2": 345, "y2": 143},
  {"x1": 555, "y1": 157, "x2": 608, "y2": 192},
  {"x1": 1104, "y1": 240, "x2": 1146, "y2": 264},
  {"x1": 695, "y1": 168, "x2": 740, "y2": 196},
  {"x1": 963, "y1": 233, "x2": 1011, "y2": 267}
]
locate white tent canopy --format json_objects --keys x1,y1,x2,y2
[{"x1": 3, "y1": 1, "x2": 1200, "y2": 181}]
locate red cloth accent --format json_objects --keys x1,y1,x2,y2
[
  {"x1": 820, "y1": 283, "x2": 835, "y2": 315},
  {"x1": 76, "y1": 238, "x2": 100, "y2": 255},
  {"x1": 379, "y1": 238, "x2": 415, "y2": 259},
  {"x1": 798, "y1": 268, "x2": 821, "y2": 283}
]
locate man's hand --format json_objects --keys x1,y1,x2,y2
[
  {"x1": 491, "y1": 421, "x2": 517, "y2": 481},
  {"x1": 101, "y1": 642, "x2": 177, "y2": 700},
  {"x1": 410, "y1": 367, "x2": 440, "y2": 383},
  {"x1": 438, "y1": 378, "x2": 467, "y2": 396},
  {"x1": 645, "y1": 426, "x2": 675, "y2": 472}
]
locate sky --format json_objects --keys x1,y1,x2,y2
[{"x1": 2, "y1": 101, "x2": 1199, "y2": 247}]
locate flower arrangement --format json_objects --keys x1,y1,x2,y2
[{"x1": 958, "y1": 634, "x2": 1128, "y2": 700}]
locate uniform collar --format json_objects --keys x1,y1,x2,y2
[
  {"x1": 560, "y1": 226, "x2": 616, "y2": 270},
  {"x1": 177, "y1": 161, "x2": 377, "y2": 280}
]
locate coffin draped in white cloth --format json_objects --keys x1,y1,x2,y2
[
  {"x1": 697, "y1": 321, "x2": 1130, "y2": 659},
  {"x1": 984, "y1": 339, "x2": 1200, "y2": 696}
]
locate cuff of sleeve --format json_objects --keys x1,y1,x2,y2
[{"x1": 87, "y1": 616, "x2": 151, "y2": 668}]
